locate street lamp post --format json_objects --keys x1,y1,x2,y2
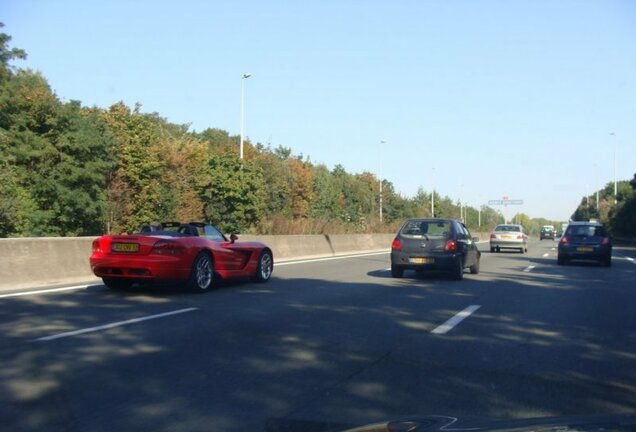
[
  {"x1": 379, "y1": 140, "x2": 386, "y2": 223},
  {"x1": 431, "y1": 167, "x2": 435, "y2": 218},
  {"x1": 240, "y1": 73, "x2": 252, "y2": 160},
  {"x1": 610, "y1": 132, "x2": 617, "y2": 204}
]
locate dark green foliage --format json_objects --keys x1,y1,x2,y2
[{"x1": 202, "y1": 151, "x2": 266, "y2": 233}]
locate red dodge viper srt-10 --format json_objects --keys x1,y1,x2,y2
[{"x1": 90, "y1": 222, "x2": 273, "y2": 292}]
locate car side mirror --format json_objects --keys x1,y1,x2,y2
[{"x1": 230, "y1": 233, "x2": 238, "y2": 244}]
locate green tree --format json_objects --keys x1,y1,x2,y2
[
  {"x1": 201, "y1": 151, "x2": 266, "y2": 233},
  {"x1": 0, "y1": 23, "x2": 26, "y2": 84},
  {"x1": 102, "y1": 102, "x2": 165, "y2": 233}
]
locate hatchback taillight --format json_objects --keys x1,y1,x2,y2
[
  {"x1": 444, "y1": 240, "x2": 458, "y2": 252},
  {"x1": 560, "y1": 236, "x2": 569, "y2": 245},
  {"x1": 92, "y1": 239, "x2": 102, "y2": 254},
  {"x1": 392, "y1": 238, "x2": 402, "y2": 251},
  {"x1": 151, "y1": 240, "x2": 184, "y2": 255}
]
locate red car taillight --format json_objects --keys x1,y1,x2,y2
[
  {"x1": 392, "y1": 238, "x2": 402, "y2": 251},
  {"x1": 517, "y1": 234, "x2": 524, "y2": 240},
  {"x1": 92, "y1": 239, "x2": 103, "y2": 254},
  {"x1": 151, "y1": 240, "x2": 184, "y2": 255},
  {"x1": 490, "y1": 233, "x2": 496, "y2": 239},
  {"x1": 444, "y1": 240, "x2": 458, "y2": 252},
  {"x1": 601, "y1": 237, "x2": 610, "y2": 245},
  {"x1": 560, "y1": 236, "x2": 569, "y2": 245}
]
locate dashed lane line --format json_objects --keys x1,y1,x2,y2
[
  {"x1": 34, "y1": 307, "x2": 199, "y2": 342},
  {"x1": 431, "y1": 305, "x2": 481, "y2": 335}
]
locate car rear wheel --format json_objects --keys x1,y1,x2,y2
[
  {"x1": 469, "y1": 256, "x2": 480, "y2": 274},
  {"x1": 490, "y1": 246, "x2": 495, "y2": 253},
  {"x1": 391, "y1": 265, "x2": 404, "y2": 278},
  {"x1": 453, "y1": 257, "x2": 464, "y2": 280},
  {"x1": 253, "y1": 250, "x2": 273, "y2": 283},
  {"x1": 188, "y1": 252, "x2": 214, "y2": 293},
  {"x1": 603, "y1": 256, "x2": 612, "y2": 267},
  {"x1": 557, "y1": 255, "x2": 566, "y2": 265},
  {"x1": 103, "y1": 277, "x2": 132, "y2": 290}
]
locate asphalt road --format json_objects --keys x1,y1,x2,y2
[{"x1": 1, "y1": 240, "x2": 635, "y2": 432}]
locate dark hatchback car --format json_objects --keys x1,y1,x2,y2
[
  {"x1": 557, "y1": 221, "x2": 612, "y2": 266},
  {"x1": 390, "y1": 218, "x2": 481, "y2": 280},
  {"x1": 540, "y1": 225, "x2": 556, "y2": 240}
]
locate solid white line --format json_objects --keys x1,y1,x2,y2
[
  {"x1": 523, "y1": 265, "x2": 536, "y2": 272},
  {"x1": 431, "y1": 305, "x2": 481, "y2": 335},
  {"x1": 35, "y1": 308, "x2": 198, "y2": 342},
  {"x1": 0, "y1": 284, "x2": 95, "y2": 299},
  {"x1": 275, "y1": 250, "x2": 389, "y2": 266}
]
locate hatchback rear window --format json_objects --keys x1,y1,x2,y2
[
  {"x1": 400, "y1": 220, "x2": 451, "y2": 238},
  {"x1": 495, "y1": 225, "x2": 521, "y2": 232},
  {"x1": 567, "y1": 225, "x2": 606, "y2": 237}
]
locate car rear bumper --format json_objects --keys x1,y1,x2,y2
[
  {"x1": 558, "y1": 245, "x2": 611, "y2": 261},
  {"x1": 391, "y1": 251, "x2": 461, "y2": 272},
  {"x1": 90, "y1": 255, "x2": 191, "y2": 280},
  {"x1": 490, "y1": 240, "x2": 525, "y2": 249}
]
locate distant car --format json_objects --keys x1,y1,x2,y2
[
  {"x1": 390, "y1": 218, "x2": 481, "y2": 280},
  {"x1": 540, "y1": 225, "x2": 556, "y2": 240},
  {"x1": 490, "y1": 224, "x2": 528, "y2": 253},
  {"x1": 557, "y1": 221, "x2": 611, "y2": 266},
  {"x1": 90, "y1": 222, "x2": 273, "y2": 292}
]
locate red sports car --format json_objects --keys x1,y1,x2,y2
[{"x1": 90, "y1": 222, "x2": 273, "y2": 292}]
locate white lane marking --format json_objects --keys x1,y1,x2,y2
[
  {"x1": 275, "y1": 250, "x2": 389, "y2": 266},
  {"x1": 614, "y1": 253, "x2": 636, "y2": 265},
  {"x1": 35, "y1": 308, "x2": 198, "y2": 342},
  {"x1": 542, "y1": 253, "x2": 549, "y2": 257},
  {"x1": 523, "y1": 265, "x2": 536, "y2": 272},
  {"x1": 431, "y1": 305, "x2": 481, "y2": 335},
  {"x1": 0, "y1": 284, "x2": 96, "y2": 299}
]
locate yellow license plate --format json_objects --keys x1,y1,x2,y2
[
  {"x1": 112, "y1": 243, "x2": 139, "y2": 253},
  {"x1": 410, "y1": 257, "x2": 433, "y2": 264},
  {"x1": 503, "y1": 235, "x2": 514, "y2": 239},
  {"x1": 577, "y1": 246, "x2": 593, "y2": 253}
]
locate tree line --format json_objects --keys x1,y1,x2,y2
[
  {"x1": 571, "y1": 176, "x2": 636, "y2": 237},
  {"x1": 4, "y1": 25, "x2": 568, "y2": 238}
]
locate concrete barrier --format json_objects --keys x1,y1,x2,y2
[
  {"x1": 237, "y1": 234, "x2": 336, "y2": 261},
  {"x1": 0, "y1": 234, "x2": 393, "y2": 292},
  {"x1": 327, "y1": 233, "x2": 395, "y2": 255},
  {"x1": 0, "y1": 237, "x2": 100, "y2": 291}
]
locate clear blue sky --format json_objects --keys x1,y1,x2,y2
[{"x1": 4, "y1": 0, "x2": 636, "y2": 221}]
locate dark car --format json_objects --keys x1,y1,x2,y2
[
  {"x1": 540, "y1": 225, "x2": 556, "y2": 240},
  {"x1": 390, "y1": 218, "x2": 481, "y2": 280},
  {"x1": 557, "y1": 221, "x2": 611, "y2": 266}
]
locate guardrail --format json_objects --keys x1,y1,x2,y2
[{"x1": 0, "y1": 234, "x2": 396, "y2": 292}]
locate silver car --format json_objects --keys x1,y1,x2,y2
[{"x1": 490, "y1": 224, "x2": 528, "y2": 253}]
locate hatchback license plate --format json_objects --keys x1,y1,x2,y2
[
  {"x1": 577, "y1": 246, "x2": 593, "y2": 253},
  {"x1": 112, "y1": 243, "x2": 139, "y2": 253},
  {"x1": 410, "y1": 257, "x2": 433, "y2": 264}
]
